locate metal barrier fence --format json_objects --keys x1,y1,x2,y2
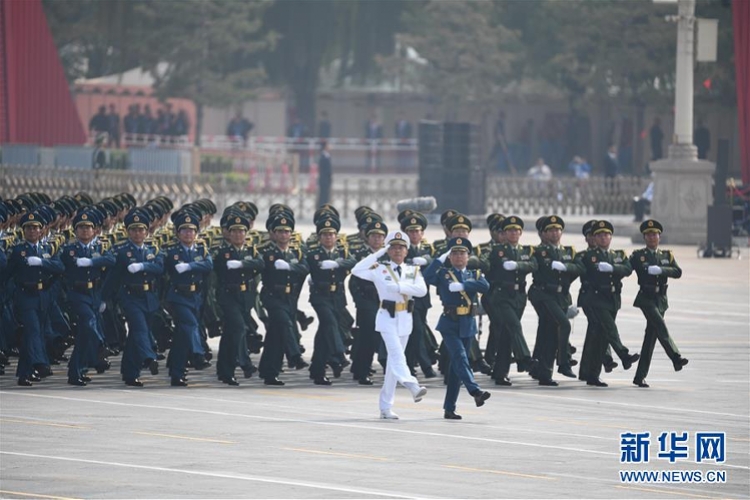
[{"x1": 1, "y1": 164, "x2": 644, "y2": 218}]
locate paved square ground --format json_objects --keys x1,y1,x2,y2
[{"x1": 1, "y1": 227, "x2": 748, "y2": 499}]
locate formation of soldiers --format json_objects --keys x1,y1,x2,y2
[{"x1": 0, "y1": 192, "x2": 688, "y2": 392}]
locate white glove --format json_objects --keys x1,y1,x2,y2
[
  {"x1": 226, "y1": 260, "x2": 243, "y2": 270},
  {"x1": 76, "y1": 257, "x2": 93, "y2": 268},
  {"x1": 175, "y1": 262, "x2": 191, "y2": 274},
  {"x1": 566, "y1": 305, "x2": 579, "y2": 319},
  {"x1": 274, "y1": 259, "x2": 290, "y2": 271},
  {"x1": 503, "y1": 261, "x2": 518, "y2": 271},
  {"x1": 438, "y1": 250, "x2": 451, "y2": 263},
  {"x1": 374, "y1": 247, "x2": 388, "y2": 258},
  {"x1": 449, "y1": 282, "x2": 465, "y2": 292},
  {"x1": 127, "y1": 262, "x2": 144, "y2": 274},
  {"x1": 319, "y1": 260, "x2": 339, "y2": 270},
  {"x1": 551, "y1": 260, "x2": 566, "y2": 272},
  {"x1": 306, "y1": 275, "x2": 313, "y2": 285},
  {"x1": 385, "y1": 282, "x2": 400, "y2": 294},
  {"x1": 597, "y1": 262, "x2": 614, "y2": 273},
  {"x1": 99, "y1": 302, "x2": 107, "y2": 313},
  {"x1": 26, "y1": 256, "x2": 43, "y2": 267},
  {"x1": 412, "y1": 257, "x2": 428, "y2": 266},
  {"x1": 647, "y1": 265, "x2": 663, "y2": 275}
]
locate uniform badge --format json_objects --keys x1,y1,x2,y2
[
  {"x1": 640, "y1": 256, "x2": 646, "y2": 262},
  {"x1": 498, "y1": 251, "x2": 504, "y2": 257},
  {"x1": 444, "y1": 274, "x2": 450, "y2": 279},
  {"x1": 194, "y1": 256, "x2": 203, "y2": 262},
  {"x1": 69, "y1": 250, "x2": 75, "y2": 256},
  {"x1": 42, "y1": 253, "x2": 51, "y2": 259},
  {"x1": 127, "y1": 252, "x2": 132, "y2": 258},
  {"x1": 269, "y1": 255, "x2": 275, "y2": 262},
  {"x1": 382, "y1": 269, "x2": 388, "y2": 274},
  {"x1": 591, "y1": 256, "x2": 597, "y2": 262},
  {"x1": 92, "y1": 252, "x2": 100, "y2": 258},
  {"x1": 541, "y1": 251, "x2": 546, "y2": 257},
  {"x1": 314, "y1": 254, "x2": 319, "y2": 260},
  {"x1": 20, "y1": 251, "x2": 26, "y2": 257},
  {"x1": 146, "y1": 254, "x2": 155, "y2": 260},
  {"x1": 225, "y1": 253, "x2": 231, "y2": 259},
  {"x1": 174, "y1": 255, "x2": 179, "y2": 260}
]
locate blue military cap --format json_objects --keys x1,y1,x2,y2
[
  {"x1": 34, "y1": 205, "x2": 56, "y2": 226},
  {"x1": 72, "y1": 210, "x2": 96, "y2": 228},
  {"x1": 124, "y1": 208, "x2": 150, "y2": 230},
  {"x1": 316, "y1": 216, "x2": 340, "y2": 234},
  {"x1": 447, "y1": 237, "x2": 472, "y2": 253},
  {"x1": 174, "y1": 211, "x2": 199, "y2": 231},
  {"x1": 20, "y1": 211, "x2": 43, "y2": 228}
]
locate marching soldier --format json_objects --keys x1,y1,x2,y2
[
  {"x1": 213, "y1": 213, "x2": 264, "y2": 386},
  {"x1": 424, "y1": 237, "x2": 491, "y2": 420},
  {"x1": 630, "y1": 220, "x2": 688, "y2": 387},
  {"x1": 103, "y1": 208, "x2": 164, "y2": 387},
  {"x1": 306, "y1": 216, "x2": 357, "y2": 385},
  {"x1": 59, "y1": 209, "x2": 115, "y2": 386},
  {"x1": 401, "y1": 211, "x2": 438, "y2": 378},
  {"x1": 163, "y1": 211, "x2": 214, "y2": 386},
  {"x1": 528, "y1": 215, "x2": 581, "y2": 386},
  {"x1": 477, "y1": 214, "x2": 505, "y2": 370},
  {"x1": 352, "y1": 230, "x2": 428, "y2": 419},
  {"x1": 349, "y1": 219, "x2": 387, "y2": 385},
  {"x1": 6, "y1": 210, "x2": 64, "y2": 386},
  {"x1": 483, "y1": 215, "x2": 538, "y2": 386},
  {"x1": 575, "y1": 220, "x2": 639, "y2": 387},
  {"x1": 257, "y1": 213, "x2": 309, "y2": 386}
]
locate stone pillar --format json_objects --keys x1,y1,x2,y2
[{"x1": 649, "y1": 150, "x2": 715, "y2": 245}]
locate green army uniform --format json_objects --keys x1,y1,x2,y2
[
  {"x1": 213, "y1": 215, "x2": 264, "y2": 385},
  {"x1": 484, "y1": 216, "x2": 538, "y2": 384},
  {"x1": 574, "y1": 220, "x2": 638, "y2": 386},
  {"x1": 529, "y1": 218, "x2": 581, "y2": 385},
  {"x1": 630, "y1": 220, "x2": 687, "y2": 387}
]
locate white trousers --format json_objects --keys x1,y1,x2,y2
[{"x1": 379, "y1": 331, "x2": 420, "y2": 411}]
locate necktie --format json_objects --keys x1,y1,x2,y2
[{"x1": 395, "y1": 265, "x2": 402, "y2": 277}]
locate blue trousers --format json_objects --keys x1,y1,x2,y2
[
  {"x1": 66, "y1": 300, "x2": 101, "y2": 380},
  {"x1": 120, "y1": 300, "x2": 157, "y2": 381},
  {"x1": 442, "y1": 333, "x2": 480, "y2": 412},
  {"x1": 168, "y1": 302, "x2": 201, "y2": 379}
]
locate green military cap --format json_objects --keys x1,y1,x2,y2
[
  {"x1": 358, "y1": 213, "x2": 382, "y2": 231},
  {"x1": 486, "y1": 213, "x2": 505, "y2": 232},
  {"x1": 365, "y1": 220, "x2": 387, "y2": 236},
  {"x1": 268, "y1": 213, "x2": 295, "y2": 232},
  {"x1": 640, "y1": 219, "x2": 663, "y2": 234},
  {"x1": 317, "y1": 216, "x2": 341, "y2": 234},
  {"x1": 535, "y1": 216, "x2": 547, "y2": 232},
  {"x1": 593, "y1": 220, "x2": 614, "y2": 235},
  {"x1": 501, "y1": 215, "x2": 524, "y2": 231},
  {"x1": 542, "y1": 215, "x2": 565, "y2": 231},
  {"x1": 582, "y1": 219, "x2": 598, "y2": 236},
  {"x1": 446, "y1": 213, "x2": 472, "y2": 232},
  {"x1": 354, "y1": 206, "x2": 374, "y2": 222},
  {"x1": 440, "y1": 209, "x2": 459, "y2": 227},
  {"x1": 401, "y1": 212, "x2": 427, "y2": 232},
  {"x1": 397, "y1": 209, "x2": 415, "y2": 225}
]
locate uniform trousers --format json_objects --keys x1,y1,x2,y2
[
  {"x1": 442, "y1": 333, "x2": 480, "y2": 413},
  {"x1": 120, "y1": 300, "x2": 157, "y2": 381},
  {"x1": 379, "y1": 328, "x2": 420, "y2": 411},
  {"x1": 14, "y1": 292, "x2": 53, "y2": 378},
  {"x1": 66, "y1": 299, "x2": 101, "y2": 380},
  {"x1": 634, "y1": 303, "x2": 680, "y2": 381},
  {"x1": 168, "y1": 302, "x2": 201, "y2": 378},
  {"x1": 216, "y1": 291, "x2": 253, "y2": 380}
]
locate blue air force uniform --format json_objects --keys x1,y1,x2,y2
[
  {"x1": 423, "y1": 238, "x2": 490, "y2": 415},
  {"x1": 163, "y1": 214, "x2": 213, "y2": 383},
  {"x1": 102, "y1": 210, "x2": 164, "y2": 384},
  {"x1": 6, "y1": 213, "x2": 64, "y2": 382},
  {"x1": 60, "y1": 211, "x2": 115, "y2": 383}
]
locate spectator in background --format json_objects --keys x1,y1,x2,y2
[
  {"x1": 156, "y1": 109, "x2": 169, "y2": 136},
  {"x1": 364, "y1": 114, "x2": 383, "y2": 141},
  {"x1": 568, "y1": 155, "x2": 591, "y2": 179},
  {"x1": 694, "y1": 119, "x2": 711, "y2": 160},
  {"x1": 89, "y1": 106, "x2": 109, "y2": 137},
  {"x1": 107, "y1": 104, "x2": 121, "y2": 148},
  {"x1": 527, "y1": 157, "x2": 552, "y2": 181},
  {"x1": 604, "y1": 144, "x2": 619, "y2": 194},
  {"x1": 287, "y1": 117, "x2": 306, "y2": 140},
  {"x1": 649, "y1": 117, "x2": 664, "y2": 161},
  {"x1": 124, "y1": 104, "x2": 140, "y2": 137},
  {"x1": 633, "y1": 178, "x2": 654, "y2": 222},
  {"x1": 227, "y1": 111, "x2": 254, "y2": 146},
  {"x1": 394, "y1": 115, "x2": 412, "y2": 141},
  {"x1": 139, "y1": 105, "x2": 155, "y2": 138},
  {"x1": 318, "y1": 111, "x2": 332, "y2": 138},
  {"x1": 92, "y1": 133, "x2": 108, "y2": 170},
  {"x1": 174, "y1": 110, "x2": 190, "y2": 137},
  {"x1": 317, "y1": 140, "x2": 332, "y2": 207}
]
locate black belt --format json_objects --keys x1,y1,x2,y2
[
  {"x1": 20, "y1": 281, "x2": 52, "y2": 293},
  {"x1": 444, "y1": 305, "x2": 476, "y2": 317},
  {"x1": 312, "y1": 282, "x2": 343, "y2": 294},
  {"x1": 126, "y1": 282, "x2": 155, "y2": 293},
  {"x1": 174, "y1": 284, "x2": 200, "y2": 295},
  {"x1": 224, "y1": 282, "x2": 252, "y2": 293},
  {"x1": 542, "y1": 283, "x2": 569, "y2": 294},
  {"x1": 493, "y1": 282, "x2": 526, "y2": 292},
  {"x1": 71, "y1": 280, "x2": 100, "y2": 292},
  {"x1": 641, "y1": 284, "x2": 668, "y2": 295},
  {"x1": 272, "y1": 284, "x2": 295, "y2": 295}
]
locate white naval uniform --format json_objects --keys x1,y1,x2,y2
[{"x1": 351, "y1": 250, "x2": 428, "y2": 411}]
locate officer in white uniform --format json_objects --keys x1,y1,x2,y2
[{"x1": 352, "y1": 230, "x2": 429, "y2": 419}]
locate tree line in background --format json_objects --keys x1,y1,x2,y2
[{"x1": 44, "y1": 0, "x2": 735, "y2": 145}]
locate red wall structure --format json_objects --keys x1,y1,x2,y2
[
  {"x1": 734, "y1": 0, "x2": 750, "y2": 184},
  {"x1": 0, "y1": 0, "x2": 86, "y2": 146}
]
